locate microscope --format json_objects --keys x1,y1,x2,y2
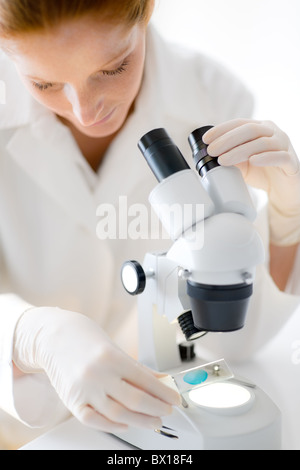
[{"x1": 119, "y1": 127, "x2": 281, "y2": 450}]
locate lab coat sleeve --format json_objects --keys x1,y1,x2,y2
[{"x1": 0, "y1": 294, "x2": 69, "y2": 427}]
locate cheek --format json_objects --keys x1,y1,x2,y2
[
  {"x1": 19, "y1": 78, "x2": 69, "y2": 114},
  {"x1": 32, "y1": 92, "x2": 67, "y2": 112},
  {"x1": 118, "y1": 61, "x2": 145, "y2": 102},
  {"x1": 113, "y1": 43, "x2": 145, "y2": 102},
  {"x1": 113, "y1": 78, "x2": 139, "y2": 103}
]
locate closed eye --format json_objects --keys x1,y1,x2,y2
[
  {"x1": 32, "y1": 82, "x2": 54, "y2": 91},
  {"x1": 101, "y1": 60, "x2": 129, "y2": 76}
]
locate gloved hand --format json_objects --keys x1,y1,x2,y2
[
  {"x1": 13, "y1": 307, "x2": 181, "y2": 432},
  {"x1": 203, "y1": 119, "x2": 300, "y2": 246}
]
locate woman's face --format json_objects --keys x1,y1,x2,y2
[{"x1": 3, "y1": 17, "x2": 147, "y2": 138}]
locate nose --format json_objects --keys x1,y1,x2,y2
[{"x1": 64, "y1": 84, "x2": 104, "y2": 127}]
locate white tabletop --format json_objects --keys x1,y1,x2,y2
[
  {"x1": 21, "y1": 417, "x2": 135, "y2": 450},
  {"x1": 21, "y1": 309, "x2": 300, "y2": 450}
]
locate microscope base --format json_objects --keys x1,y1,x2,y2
[{"x1": 114, "y1": 378, "x2": 281, "y2": 450}]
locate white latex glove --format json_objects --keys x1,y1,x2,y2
[
  {"x1": 203, "y1": 119, "x2": 300, "y2": 246},
  {"x1": 13, "y1": 307, "x2": 181, "y2": 433}
]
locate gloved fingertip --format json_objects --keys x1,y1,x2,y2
[
  {"x1": 217, "y1": 156, "x2": 232, "y2": 166},
  {"x1": 206, "y1": 144, "x2": 220, "y2": 157},
  {"x1": 202, "y1": 130, "x2": 214, "y2": 145},
  {"x1": 148, "y1": 418, "x2": 162, "y2": 430},
  {"x1": 174, "y1": 393, "x2": 182, "y2": 407}
]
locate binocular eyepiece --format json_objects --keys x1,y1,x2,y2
[{"x1": 138, "y1": 126, "x2": 221, "y2": 182}]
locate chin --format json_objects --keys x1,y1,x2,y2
[{"x1": 77, "y1": 125, "x2": 116, "y2": 138}]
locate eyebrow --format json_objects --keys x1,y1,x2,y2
[{"x1": 26, "y1": 44, "x2": 133, "y2": 83}]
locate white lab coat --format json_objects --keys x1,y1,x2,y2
[{"x1": 0, "y1": 26, "x2": 299, "y2": 428}]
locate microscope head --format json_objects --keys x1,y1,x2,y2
[
  {"x1": 184, "y1": 126, "x2": 256, "y2": 333},
  {"x1": 138, "y1": 127, "x2": 264, "y2": 337}
]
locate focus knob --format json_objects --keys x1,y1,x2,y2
[{"x1": 121, "y1": 260, "x2": 146, "y2": 296}]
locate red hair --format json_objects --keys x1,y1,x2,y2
[{"x1": 0, "y1": 0, "x2": 154, "y2": 37}]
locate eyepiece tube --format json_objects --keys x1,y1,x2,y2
[
  {"x1": 188, "y1": 126, "x2": 220, "y2": 177},
  {"x1": 138, "y1": 128, "x2": 190, "y2": 182}
]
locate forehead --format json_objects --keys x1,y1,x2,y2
[{"x1": 2, "y1": 17, "x2": 139, "y2": 79}]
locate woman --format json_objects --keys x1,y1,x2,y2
[{"x1": 0, "y1": 0, "x2": 299, "y2": 436}]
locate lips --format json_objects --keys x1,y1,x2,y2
[{"x1": 90, "y1": 108, "x2": 115, "y2": 127}]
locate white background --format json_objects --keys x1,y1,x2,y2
[{"x1": 152, "y1": 0, "x2": 300, "y2": 153}]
